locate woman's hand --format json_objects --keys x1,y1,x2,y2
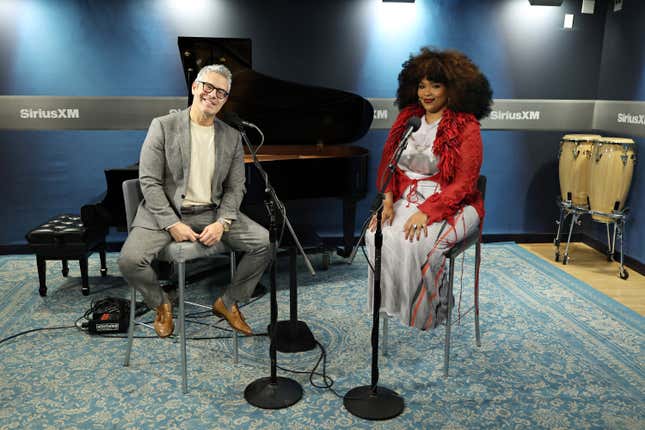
[
  {"x1": 369, "y1": 203, "x2": 394, "y2": 232},
  {"x1": 403, "y1": 211, "x2": 429, "y2": 241},
  {"x1": 369, "y1": 198, "x2": 395, "y2": 232}
]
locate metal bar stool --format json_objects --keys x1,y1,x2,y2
[
  {"x1": 121, "y1": 179, "x2": 239, "y2": 394},
  {"x1": 382, "y1": 175, "x2": 486, "y2": 377}
]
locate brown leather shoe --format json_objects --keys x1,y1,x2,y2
[
  {"x1": 213, "y1": 297, "x2": 253, "y2": 335},
  {"x1": 154, "y1": 303, "x2": 174, "y2": 338}
]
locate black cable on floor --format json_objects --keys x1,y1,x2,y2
[
  {"x1": 0, "y1": 326, "x2": 77, "y2": 346},
  {"x1": 276, "y1": 340, "x2": 348, "y2": 399},
  {"x1": 0, "y1": 319, "x2": 355, "y2": 399}
]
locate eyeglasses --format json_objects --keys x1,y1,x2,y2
[{"x1": 197, "y1": 81, "x2": 229, "y2": 99}]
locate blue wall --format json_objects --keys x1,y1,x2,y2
[
  {"x1": 2, "y1": 0, "x2": 641, "y2": 262},
  {"x1": 591, "y1": 0, "x2": 645, "y2": 263}
]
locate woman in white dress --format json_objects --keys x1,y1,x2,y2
[{"x1": 367, "y1": 47, "x2": 493, "y2": 330}]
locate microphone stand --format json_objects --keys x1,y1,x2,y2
[
  {"x1": 240, "y1": 124, "x2": 318, "y2": 353},
  {"x1": 240, "y1": 124, "x2": 314, "y2": 409},
  {"x1": 239, "y1": 124, "x2": 316, "y2": 278},
  {"x1": 346, "y1": 119, "x2": 418, "y2": 267},
  {"x1": 343, "y1": 125, "x2": 414, "y2": 420}
]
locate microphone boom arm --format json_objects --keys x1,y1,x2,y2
[
  {"x1": 346, "y1": 117, "x2": 421, "y2": 265},
  {"x1": 240, "y1": 123, "x2": 316, "y2": 277}
]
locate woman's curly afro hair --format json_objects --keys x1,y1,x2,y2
[{"x1": 396, "y1": 47, "x2": 493, "y2": 120}]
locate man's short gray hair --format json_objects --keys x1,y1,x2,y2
[{"x1": 195, "y1": 64, "x2": 233, "y2": 90}]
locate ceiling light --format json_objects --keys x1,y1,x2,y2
[{"x1": 528, "y1": 0, "x2": 563, "y2": 5}]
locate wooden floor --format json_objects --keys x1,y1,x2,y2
[{"x1": 520, "y1": 242, "x2": 645, "y2": 316}]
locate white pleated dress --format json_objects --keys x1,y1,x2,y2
[{"x1": 366, "y1": 118, "x2": 480, "y2": 330}]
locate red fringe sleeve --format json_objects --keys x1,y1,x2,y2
[{"x1": 417, "y1": 115, "x2": 484, "y2": 225}]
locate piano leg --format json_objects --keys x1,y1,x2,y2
[
  {"x1": 99, "y1": 243, "x2": 108, "y2": 277},
  {"x1": 62, "y1": 259, "x2": 69, "y2": 277},
  {"x1": 37, "y1": 255, "x2": 47, "y2": 297},
  {"x1": 79, "y1": 257, "x2": 90, "y2": 296},
  {"x1": 338, "y1": 197, "x2": 358, "y2": 258}
]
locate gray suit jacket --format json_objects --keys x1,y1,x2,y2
[{"x1": 132, "y1": 108, "x2": 246, "y2": 230}]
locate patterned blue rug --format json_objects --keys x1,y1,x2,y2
[{"x1": 0, "y1": 243, "x2": 643, "y2": 429}]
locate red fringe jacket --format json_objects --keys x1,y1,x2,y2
[{"x1": 376, "y1": 105, "x2": 485, "y2": 226}]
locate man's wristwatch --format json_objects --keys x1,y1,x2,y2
[{"x1": 217, "y1": 218, "x2": 231, "y2": 232}]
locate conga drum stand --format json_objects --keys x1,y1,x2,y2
[
  {"x1": 553, "y1": 199, "x2": 630, "y2": 280},
  {"x1": 588, "y1": 209, "x2": 629, "y2": 280},
  {"x1": 553, "y1": 198, "x2": 587, "y2": 265},
  {"x1": 587, "y1": 137, "x2": 635, "y2": 280}
]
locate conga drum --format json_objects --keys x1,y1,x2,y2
[
  {"x1": 558, "y1": 134, "x2": 599, "y2": 207},
  {"x1": 589, "y1": 137, "x2": 637, "y2": 223}
]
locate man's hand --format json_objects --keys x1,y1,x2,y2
[
  {"x1": 168, "y1": 222, "x2": 199, "y2": 242},
  {"x1": 198, "y1": 221, "x2": 224, "y2": 246},
  {"x1": 403, "y1": 211, "x2": 429, "y2": 241}
]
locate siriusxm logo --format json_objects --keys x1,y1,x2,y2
[
  {"x1": 617, "y1": 112, "x2": 645, "y2": 125},
  {"x1": 490, "y1": 110, "x2": 540, "y2": 121},
  {"x1": 373, "y1": 109, "x2": 388, "y2": 120},
  {"x1": 20, "y1": 108, "x2": 80, "y2": 119}
]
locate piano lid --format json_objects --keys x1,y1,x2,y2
[
  {"x1": 178, "y1": 36, "x2": 373, "y2": 146},
  {"x1": 178, "y1": 36, "x2": 252, "y2": 106}
]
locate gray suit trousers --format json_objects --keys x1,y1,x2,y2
[{"x1": 118, "y1": 211, "x2": 270, "y2": 309}]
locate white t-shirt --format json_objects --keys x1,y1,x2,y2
[
  {"x1": 183, "y1": 121, "x2": 215, "y2": 206},
  {"x1": 398, "y1": 117, "x2": 441, "y2": 178}
]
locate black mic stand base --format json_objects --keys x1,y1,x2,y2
[
  {"x1": 274, "y1": 320, "x2": 317, "y2": 352},
  {"x1": 245, "y1": 193, "x2": 302, "y2": 410},
  {"x1": 244, "y1": 376, "x2": 303, "y2": 410},
  {"x1": 273, "y1": 243, "x2": 317, "y2": 353},
  {"x1": 343, "y1": 385, "x2": 404, "y2": 420}
]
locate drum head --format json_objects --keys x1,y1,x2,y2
[
  {"x1": 562, "y1": 134, "x2": 602, "y2": 142},
  {"x1": 598, "y1": 137, "x2": 635, "y2": 145}
]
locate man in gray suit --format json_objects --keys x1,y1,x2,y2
[{"x1": 118, "y1": 64, "x2": 270, "y2": 338}]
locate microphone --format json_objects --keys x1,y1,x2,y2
[
  {"x1": 220, "y1": 111, "x2": 266, "y2": 153},
  {"x1": 219, "y1": 111, "x2": 255, "y2": 129},
  {"x1": 396, "y1": 116, "x2": 422, "y2": 152}
]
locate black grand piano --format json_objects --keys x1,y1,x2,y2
[{"x1": 90, "y1": 37, "x2": 373, "y2": 257}]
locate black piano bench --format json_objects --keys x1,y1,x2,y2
[{"x1": 25, "y1": 214, "x2": 107, "y2": 297}]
